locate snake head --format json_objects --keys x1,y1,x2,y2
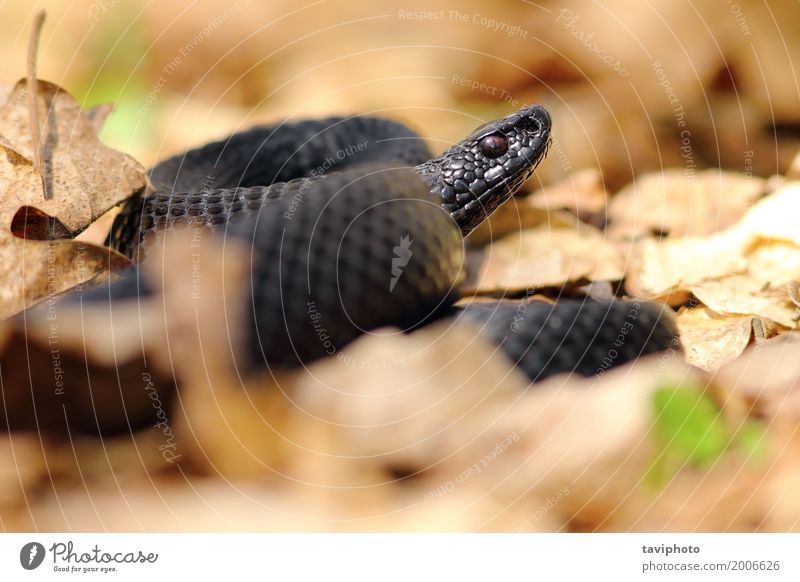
[{"x1": 418, "y1": 104, "x2": 552, "y2": 235}]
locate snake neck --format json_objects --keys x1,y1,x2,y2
[{"x1": 413, "y1": 105, "x2": 552, "y2": 235}]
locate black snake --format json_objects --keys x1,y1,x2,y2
[{"x1": 3, "y1": 105, "x2": 678, "y2": 434}]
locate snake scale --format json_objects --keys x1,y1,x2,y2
[{"x1": 4, "y1": 105, "x2": 678, "y2": 434}]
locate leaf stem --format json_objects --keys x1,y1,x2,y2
[{"x1": 27, "y1": 10, "x2": 48, "y2": 200}]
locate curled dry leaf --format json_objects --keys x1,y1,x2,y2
[
  {"x1": 626, "y1": 183, "x2": 800, "y2": 330},
  {"x1": 0, "y1": 239, "x2": 127, "y2": 319},
  {"x1": 691, "y1": 276, "x2": 797, "y2": 329},
  {"x1": 465, "y1": 225, "x2": 625, "y2": 294},
  {"x1": 752, "y1": 317, "x2": 784, "y2": 343},
  {"x1": 625, "y1": 231, "x2": 746, "y2": 299},
  {"x1": 676, "y1": 306, "x2": 753, "y2": 372},
  {"x1": 0, "y1": 79, "x2": 144, "y2": 317},
  {"x1": 608, "y1": 169, "x2": 765, "y2": 239},
  {"x1": 0, "y1": 79, "x2": 145, "y2": 229}
]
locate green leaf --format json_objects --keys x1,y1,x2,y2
[
  {"x1": 651, "y1": 384, "x2": 730, "y2": 468},
  {"x1": 734, "y1": 418, "x2": 767, "y2": 463},
  {"x1": 645, "y1": 383, "x2": 771, "y2": 488}
]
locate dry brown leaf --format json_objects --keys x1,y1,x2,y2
[
  {"x1": 676, "y1": 306, "x2": 752, "y2": 372},
  {"x1": 608, "y1": 169, "x2": 765, "y2": 239},
  {"x1": 625, "y1": 231, "x2": 747, "y2": 298},
  {"x1": 0, "y1": 240, "x2": 129, "y2": 319},
  {"x1": 465, "y1": 226, "x2": 625, "y2": 294},
  {"x1": 667, "y1": 239, "x2": 800, "y2": 329},
  {"x1": 0, "y1": 79, "x2": 143, "y2": 317},
  {"x1": 0, "y1": 79, "x2": 145, "y2": 229},
  {"x1": 752, "y1": 317, "x2": 784, "y2": 342},
  {"x1": 710, "y1": 333, "x2": 800, "y2": 534},
  {"x1": 691, "y1": 276, "x2": 798, "y2": 329},
  {"x1": 85, "y1": 103, "x2": 115, "y2": 134},
  {"x1": 626, "y1": 183, "x2": 800, "y2": 306}
]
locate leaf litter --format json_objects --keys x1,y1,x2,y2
[
  {"x1": 2, "y1": 8, "x2": 800, "y2": 534},
  {"x1": 0, "y1": 15, "x2": 142, "y2": 317}
]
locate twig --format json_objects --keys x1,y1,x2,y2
[{"x1": 27, "y1": 10, "x2": 48, "y2": 199}]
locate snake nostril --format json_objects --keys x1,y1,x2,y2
[{"x1": 519, "y1": 116, "x2": 541, "y2": 134}]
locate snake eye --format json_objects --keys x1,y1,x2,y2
[{"x1": 479, "y1": 134, "x2": 508, "y2": 159}]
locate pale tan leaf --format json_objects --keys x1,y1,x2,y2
[
  {"x1": 608, "y1": 169, "x2": 765, "y2": 239},
  {"x1": 626, "y1": 183, "x2": 800, "y2": 300},
  {"x1": 745, "y1": 240, "x2": 800, "y2": 286},
  {"x1": 676, "y1": 307, "x2": 752, "y2": 372},
  {"x1": 0, "y1": 434, "x2": 51, "y2": 509},
  {"x1": 144, "y1": 229, "x2": 294, "y2": 479},
  {"x1": 0, "y1": 79, "x2": 143, "y2": 317},
  {"x1": 736, "y1": 181, "x2": 800, "y2": 246},
  {"x1": 690, "y1": 276, "x2": 798, "y2": 329},
  {"x1": 465, "y1": 226, "x2": 625, "y2": 294},
  {"x1": 625, "y1": 231, "x2": 747, "y2": 298},
  {"x1": 0, "y1": 79, "x2": 146, "y2": 228},
  {"x1": 0, "y1": 239, "x2": 129, "y2": 319}
]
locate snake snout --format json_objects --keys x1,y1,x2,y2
[{"x1": 517, "y1": 105, "x2": 551, "y2": 138}]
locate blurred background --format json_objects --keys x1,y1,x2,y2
[
  {"x1": 2, "y1": 0, "x2": 798, "y2": 193},
  {"x1": 2, "y1": 0, "x2": 800, "y2": 533}
]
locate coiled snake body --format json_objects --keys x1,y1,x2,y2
[
  {"x1": 102, "y1": 104, "x2": 676, "y2": 375},
  {"x1": 5, "y1": 106, "x2": 678, "y2": 434}
]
